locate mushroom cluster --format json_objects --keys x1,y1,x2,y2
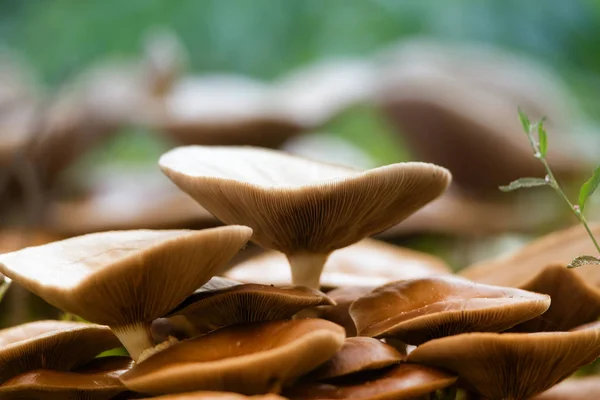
[{"x1": 0, "y1": 146, "x2": 599, "y2": 399}]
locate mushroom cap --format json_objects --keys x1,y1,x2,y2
[
  {"x1": 145, "y1": 392, "x2": 287, "y2": 400},
  {"x1": 307, "y1": 337, "x2": 405, "y2": 381},
  {"x1": 407, "y1": 323, "x2": 600, "y2": 399},
  {"x1": 120, "y1": 319, "x2": 345, "y2": 395},
  {"x1": 311, "y1": 286, "x2": 376, "y2": 336},
  {"x1": 0, "y1": 355, "x2": 132, "y2": 400},
  {"x1": 225, "y1": 238, "x2": 450, "y2": 288},
  {"x1": 533, "y1": 376, "x2": 600, "y2": 399},
  {"x1": 0, "y1": 227, "x2": 252, "y2": 327},
  {"x1": 160, "y1": 146, "x2": 451, "y2": 255},
  {"x1": 166, "y1": 284, "x2": 334, "y2": 333},
  {"x1": 350, "y1": 275, "x2": 550, "y2": 344},
  {"x1": 0, "y1": 321, "x2": 120, "y2": 383},
  {"x1": 460, "y1": 222, "x2": 600, "y2": 288},
  {"x1": 284, "y1": 363, "x2": 457, "y2": 400},
  {"x1": 510, "y1": 264, "x2": 600, "y2": 332}
]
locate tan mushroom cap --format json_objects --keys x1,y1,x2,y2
[
  {"x1": 0, "y1": 355, "x2": 132, "y2": 400},
  {"x1": 120, "y1": 319, "x2": 345, "y2": 395},
  {"x1": 510, "y1": 264, "x2": 600, "y2": 332},
  {"x1": 146, "y1": 392, "x2": 288, "y2": 400},
  {"x1": 307, "y1": 337, "x2": 405, "y2": 381},
  {"x1": 460, "y1": 222, "x2": 600, "y2": 287},
  {"x1": 407, "y1": 322, "x2": 600, "y2": 399},
  {"x1": 0, "y1": 321, "x2": 120, "y2": 383},
  {"x1": 350, "y1": 275, "x2": 550, "y2": 344},
  {"x1": 311, "y1": 286, "x2": 376, "y2": 336},
  {"x1": 533, "y1": 376, "x2": 600, "y2": 400},
  {"x1": 166, "y1": 284, "x2": 334, "y2": 334},
  {"x1": 284, "y1": 363, "x2": 457, "y2": 400},
  {"x1": 0, "y1": 227, "x2": 252, "y2": 361},
  {"x1": 224, "y1": 238, "x2": 450, "y2": 289}
]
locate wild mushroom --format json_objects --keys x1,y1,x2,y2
[
  {"x1": 310, "y1": 286, "x2": 376, "y2": 336},
  {"x1": 350, "y1": 276, "x2": 550, "y2": 344},
  {"x1": 0, "y1": 227, "x2": 252, "y2": 361},
  {"x1": 165, "y1": 283, "x2": 334, "y2": 335},
  {"x1": 284, "y1": 363, "x2": 457, "y2": 400},
  {"x1": 407, "y1": 321, "x2": 600, "y2": 399},
  {"x1": 0, "y1": 355, "x2": 133, "y2": 400},
  {"x1": 120, "y1": 319, "x2": 345, "y2": 395},
  {"x1": 533, "y1": 376, "x2": 600, "y2": 399},
  {"x1": 145, "y1": 392, "x2": 287, "y2": 399},
  {"x1": 0, "y1": 320, "x2": 120, "y2": 383},
  {"x1": 224, "y1": 238, "x2": 450, "y2": 289}
]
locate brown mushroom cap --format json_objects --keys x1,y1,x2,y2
[
  {"x1": 224, "y1": 238, "x2": 450, "y2": 289},
  {"x1": 145, "y1": 392, "x2": 288, "y2": 400},
  {"x1": 120, "y1": 319, "x2": 345, "y2": 395},
  {"x1": 311, "y1": 286, "x2": 376, "y2": 336},
  {"x1": 307, "y1": 337, "x2": 405, "y2": 381},
  {"x1": 350, "y1": 275, "x2": 550, "y2": 344},
  {"x1": 407, "y1": 323, "x2": 600, "y2": 399},
  {"x1": 166, "y1": 284, "x2": 334, "y2": 334},
  {"x1": 0, "y1": 321, "x2": 120, "y2": 383},
  {"x1": 533, "y1": 376, "x2": 600, "y2": 399},
  {"x1": 0, "y1": 355, "x2": 132, "y2": 400},
  {"x1": 510, "y1": 264, "x2": 600, "y2": 332},
  {"x1": 284, "y1": 363, "x2": 457, "y2": 400},
  {"x1": 0, "y1": 227, "x2": 252, "y2": 360}
]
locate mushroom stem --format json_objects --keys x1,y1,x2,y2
[
  {"x1": 113, "y1": 323, "x2": 154, "y2": 362},
  {"x1": 287, "y1": 252, "x2": 330, "y2": 289}
]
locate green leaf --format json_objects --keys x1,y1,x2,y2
[
  {"x1": 567, "y1": 255, "x2": 600, "y2": 269},
  {"x1": 578, "y1": 166, "x2": 600, "y2": 212},
  {"x1": 537, "y1": 119, "x2": 548, "y2": 157},
  {"x1": 518, "y1": 108, "x2": 531, "y2": 133},
  {"x1": 499, "y1": 177, "x2": 548, "y2": 192}
]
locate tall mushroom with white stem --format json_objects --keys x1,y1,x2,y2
[
  {"x1": 0, "y1": 227, "x2": 252, "y2": 361},
  {"x1": 160, "y1": 146, "x2": 450, "y2": 289}
]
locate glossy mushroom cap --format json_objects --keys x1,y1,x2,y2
[
  {"x1": 0, "y1": 227, "x2": 252, "y2": 360},
  {"x1": 284, "y1": 363, "x2": 457, "y2": 400},
  {"x1": 0, "y1": 321, "x2": 120, "y2": 383},
  {"x1": 407, "y1": 322, "x2": 600, "y2": 399},
  {"x1": 145, "y1": 392, "x2": 288, "y2": 399},
  {"x1": 225, "y1": 238, "x2": 450, "y2": 289},
  {"x1": 350, "y1": 276, "x2": 550, "y2": 344},
  {"x1": 120, "y1": 319, "x2": 345, "y2": 395},
  {"x1": 533, "y1": 376, "x2": 600, "y2": 399},
  {"x1": 307, "y1": 337, "x2": 405, "y2": 381},
  {"x1": 0, "y1": 355, "x2": 132, "y2": 400},
  {"x1": 311, "y1": 286, "x2": 376, "y2": 336},
  {"x1": 166, "y1": 284, "x2": 334, "y2": 334}
]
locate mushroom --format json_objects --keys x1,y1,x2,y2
[
  {"x1": 160, "y1": 146, "x2": 450, "y2": 289},
  {"x1": 145, "y1": 392, "x2": 287, "y2": 399},
  {"x1": 284, "y1": 363, "x2": 457, "y2": 400},
  {"x1": 0, "y1": 355, "x2": 133, "y2": 400},
  {"x1": 533, "y1": 376, "x2": 600, "y2": 399},
  {"x1": 310, "y1": 286, "x2": 376, "y2": 336},
  {"x1": 165, "y1": 283, "x2": 334, "y2": 335},
  {"x1": 349, "y1": 276, "x2": 550, "y2": 344},
  {"x1": 120, "y1": 319, "x2": 345, "y2": 395},
  {"x1": 0, "y1": 320, "x2": 120, "y2": 383},
  {"x1": 224, "y1": 238, "x2": 450, "y2": 289},
  {"x1": 0, "y1": 227, "x2": 252, "y2": 361},
  {"x1": 306, "y1": 337, "x2": 405, "y2": 381},
  {"x1": 407, "y1": 322, "x2": 600, "y2": 399}
]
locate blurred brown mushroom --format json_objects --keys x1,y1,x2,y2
[
  {"x1": 120, "y1": 319, "x2": 345, "y2": 395},
  {"x1": 0, "y1": 320, "x2": 120, "y2": 383},
  {"x1": 164, "y1": 284, "x2": 334, "y2": 335},
  {"x1": 284, "y1": 363, "x2": 457, "y2": 400},
  {"x1": 0, "y1": 227, "x2": 252, "y2": 361},
  {"x1": 224, "y1": 238, "x2": 450, "y2": 289},
  {"x1": 0, "y1": 355, "x2": 132, "y2": 400},
  {"x1": 407, "y1": 322, "x2": 600, "y2": 399},
  {"x1": 350, "y1": 276, "x2": 550, "y2": 344},
  {"x1": 145, "y1": 392, "x2": 287, "y2": 399},
  {"x1": 533, "y1": 376, "x2": 600, "y2": 399},
  {"x1": 310, "y1": 286, "x2": 376, "y2": 336}
]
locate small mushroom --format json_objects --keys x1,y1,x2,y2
[
  {"x1": 0, "y1": 320, "x2": 120, "y2": 383},
  {"x1": 407, "y1": 322, "x2": 600, "y2": 399},
  {"x1": 0, "y1": 227, "x2": 252, "y2": 361},
  {"x1": 284, "y1": 363, "x2": 457, "y2": 400},
  {"x1": 160, "y1": 146, "x2": 450, "y2": 289},
  {"x1": 533, "y1": 376, "x2": 600, "y2": 399},
  {"x1": 307, "y1": 337, "x2": 405, "y2": 381},
  {"x1": 145, "y1": 392, "x2": 287, "y2": 399},
  {"x1": 120, "y1": 319, "x2": 345, "y2": 395},
  {"x1": 350, "y1": 276, "x2": 550, "y2": 344},
  {"x1": 224, "y1": 238, "x2": 450, "y2": 289},
  {"x1": 310, "y1": 286, "x2": 376, "y2": 336},
  {"x1": 164, "y1": 283, "x2": 334, "y2": 335},
  {"x1": 0, "y1": 355, "x2": 133, "y2": 400}
]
